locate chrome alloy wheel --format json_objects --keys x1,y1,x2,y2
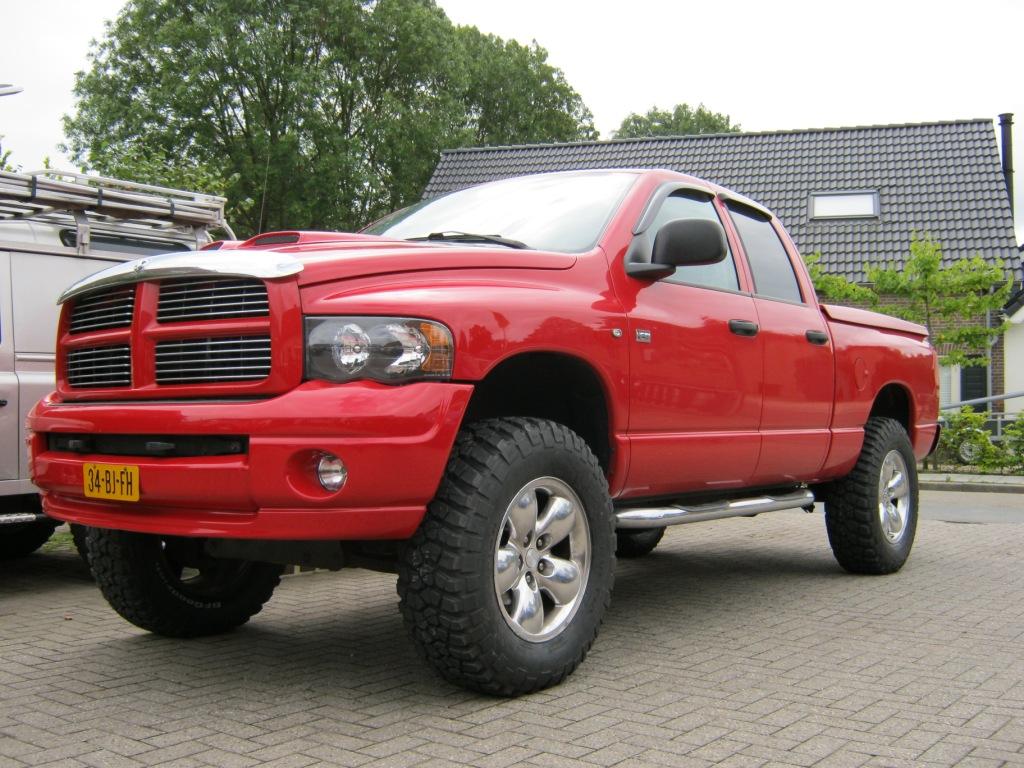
[
  {"x1": 878, "y1": 450, "x2": 912, "y2": 544},
  {"x1": 493, "y1": 477, "x2": 591, "y2": 642}
]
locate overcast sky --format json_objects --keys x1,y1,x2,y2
[{"x1": 1, "y1": 0, "x2": 1021, "y2": 241}]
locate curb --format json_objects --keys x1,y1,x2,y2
[{"x1": 921, "y1": 480, "x2": 1024, "y2": 494}]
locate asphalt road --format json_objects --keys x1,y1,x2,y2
[{"x1": 920, "y1": 488, "x2": 1024, "y2": 524}]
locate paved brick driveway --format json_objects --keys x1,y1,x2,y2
[{"x1": 2, "y1": 511, "x2": 1023, "y2": 768}]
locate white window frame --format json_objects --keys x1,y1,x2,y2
[{"x1": 809, "y1": 190, "x2": 880, "y2": 220}]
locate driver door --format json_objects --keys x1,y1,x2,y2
[{"x1": 616, "y1": 191, "x2": 763, "y2": 497}]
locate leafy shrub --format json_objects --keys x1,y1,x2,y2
[
  {"x1": 1002, "y1": 416, "x2": 1024, "y2": 470},
  {"x1": 937, "y1": 407, "x2": 1010, "y2": 470}
]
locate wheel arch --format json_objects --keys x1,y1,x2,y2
[
  {"x1": 463, "y1": 352, "x2": 614, "y2": 473},
  {"x1": 868, "y1": 382, "x2": 914, "y2": 435}
]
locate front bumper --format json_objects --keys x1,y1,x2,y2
[{"x1": 29, "y1": 380, "x2": 473, "y2": 540}]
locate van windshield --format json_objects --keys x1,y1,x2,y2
[{"x1": 363, "y1": 171, "x2": 638, "y2": 253}]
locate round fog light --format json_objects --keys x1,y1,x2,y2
[{"x1": 316, "y1": 453, "x2": 347, "y2": 492}]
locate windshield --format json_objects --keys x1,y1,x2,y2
[{"x1": 363, "y1": 171, "x2": 638, "y2": 253}]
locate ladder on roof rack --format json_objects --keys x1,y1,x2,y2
[{"x1": 0, "y1": 169, "x2": 235, "y2": 254}]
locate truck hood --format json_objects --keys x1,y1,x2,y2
[
  {"x1": 278, "y1": 237, "x2": 578, "y2": 287},
  {"x1": 57, "y1": 234, "x2": 577, "y2": 303}
]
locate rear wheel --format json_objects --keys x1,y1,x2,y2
[
  {"x1": 88, "y1": 528, "x2": 282, "y2": 637},
  {"x1": 616, "y1": 527, "x2": 665, "y2": 558},
  {"x1": 825, "y1": 417, "x2": 918, "y2": 574},
  {"x1": 0, "y1": 495, "x2": 57, "y2": 560},
  {"x1": 398, "y1": 418, "x2": 614, "y2": 696}
]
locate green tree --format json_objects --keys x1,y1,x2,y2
[
  {"x1": 865, "y1": 234, "x2": 1012, "y2": 368},
  {"x1": 802, "y1": 252, "x2": 875, "y2": 304},
  {"x1": 804, "y1": 235, "x2": 1011, "y2": 368},
  {"x1": 614, "y1": 103, "x2": 739, "y2": 139},
  {"x1": 455, "y1": 28, "x2": 597, "y2": 146},
  {"x1": 63, "y1": 0, "x2": 596, "y2": 236}
]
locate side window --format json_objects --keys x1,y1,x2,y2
[
  {"x1": 727, "y1": 203, "x2": 803, "y2": 303},
  {"x1": 648, "y1": 192, "x2": 739, "y2": 292}
]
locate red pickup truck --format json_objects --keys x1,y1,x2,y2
[{"x1": 29, "y1": 169, "x2": 939, "y2": 695}]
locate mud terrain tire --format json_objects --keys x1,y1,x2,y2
[
  {"x1": 398, "y1": 418, "x2": 614, "y2": 696},
  {"x1": 825, "y1": 417, "x2": 918, "y2": 574},
  {"x1": 88, "y1": 528, "x2": 282, "y2": 637}
]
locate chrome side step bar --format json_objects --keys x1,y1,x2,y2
[
  {"x1": 0, "y1": 512, "x2": 48, "y2": 526},
  {"x1": 615, "y1": 489, "x2": 815, "y2": 529}
]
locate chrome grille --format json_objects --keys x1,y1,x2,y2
[
  {"x1": 158, "y1": 278, "x2": 269, "y2": 322},
  {"x1": 66, "y1": 345, "x2": 131, "y2": 388},
  {"x1": 68, "y1": 286, "x2": 136, "y2": 334},
  {"x1": 155, "y1": 336, "x2": 271, "y2": 384}
]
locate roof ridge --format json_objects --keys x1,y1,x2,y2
[{"x1": 441, "y1": 117, "x2": 999, "y2": 155}]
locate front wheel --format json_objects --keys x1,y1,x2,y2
[
  {"x1": 398, "y1": 418, "x2": 615, "y2": 696},
  {"x1": 88, "y1": 528, "x2": 283, "y2": 637},
  {"x1": 825, "y1": 417, "x2": 918, "y2": 574}
]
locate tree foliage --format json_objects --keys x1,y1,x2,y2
[
  {"x1": 937, "y1": 407, "x2": 1024, "y2": 472},
  {"x1": 64, "y1": 0, "x2": 596, "y2": 236},
  {"x1": 802, "y1": 252, "x2": 875, "y2": 304},
  {"x1": 614, "y1": 103, "x2": 739, "y2": 139},
  {"x1": 804, "y1": 234, "x2": 1011, "y2": 368},
  {"x1": 865, "y1": 234, "x2": 1011, "y2": 367}
]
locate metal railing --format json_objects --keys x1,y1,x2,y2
[{"x1": 942, "y1": 390, "x2": 1022, "y2": 440}]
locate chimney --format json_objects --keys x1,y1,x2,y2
[{"x1": 998, "y1": 113, "x2": 1014, "y2": 215}]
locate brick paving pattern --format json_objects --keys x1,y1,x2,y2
[{"x1": 2, "y1": 512, "x2": 1024, "y2": 767}]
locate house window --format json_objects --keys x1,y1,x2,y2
[
  {"x1": 809, "y1": 191, "x2": 879, "y2": 219},
  {"x1": 939, "y1": 365, "x2": 955, "y2": 409},
  {"x1": 960, "y1": 365, "x2": 989, "y2": 408},
  {"x1": 940, "y1": 362, "x2": 990, "y2": 410}
]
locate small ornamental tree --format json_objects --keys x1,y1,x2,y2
[
  {"x1": 803, "y1": 252, "x2": 875, "y2": 304},
  {"x1": 804, "y1": 234, "x2": 1012, "y2": 368},
  {"x1": 866, "y1": 234, "x2": 1011, "y2": 367}
]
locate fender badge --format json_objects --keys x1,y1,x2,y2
[{"x1": 133, "y1": 260, "x2": 147, "y2": 273}]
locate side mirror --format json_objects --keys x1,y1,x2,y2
[
  {"x1": 653, "y1": 218, "x2": 727, "y2": 268},
  {"x1": 624, "y1": 218, "x2": 728, "y2": 280}
]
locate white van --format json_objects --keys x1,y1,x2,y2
[{"x1": 0, "y1": 169, "x2": 232, "y2": 558}]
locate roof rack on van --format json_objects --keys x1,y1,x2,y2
[{"x1": 0, "y1": 169, "x2": 235, "y2": 254}]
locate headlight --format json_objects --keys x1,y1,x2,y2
[{"x1": 305, "y1": 316, "x2": 454, "y2": 383}]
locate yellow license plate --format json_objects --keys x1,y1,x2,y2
[{"x1": 83, "y1": 463, "x2": 140, "y2": 502}]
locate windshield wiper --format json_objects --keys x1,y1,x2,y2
[{"x1": 408, "y1": 231, "x2": 530, "y2": 249}]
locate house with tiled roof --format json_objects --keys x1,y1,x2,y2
[{"x1": 424, "y1": 117, "x2": 1021, "y2": 410}]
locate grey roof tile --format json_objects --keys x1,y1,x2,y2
[{"x1": 424, "y1": 119, "x2": 1020, "y2": 282}]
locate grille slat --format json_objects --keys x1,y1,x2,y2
[
  {"x1": 66, "y1": 346, "x2": 131, "y2": 388},
  {"x1": 69, "y1": 286, "x2": 136, "y2": 334},
  {"x1": 155, "y1": 336, "x2": 271, "y2": 385},
  {"x1": 158, "y1": 278, "x2": 269, "y2": 322}
]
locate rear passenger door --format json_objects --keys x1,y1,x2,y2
[{"x1": 725, "y1": 202, "x2": 834, "y2": 483}]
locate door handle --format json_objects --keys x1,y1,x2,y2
[
  {"x1": 805, "y1": 330, "x2": 830, "y2": 345},
  {"x1": 728, "y1": 319, "x2": 759, "y2": 337},
  {"x1": 0, "y1": 400, "x2": 7, "y2": 407}
]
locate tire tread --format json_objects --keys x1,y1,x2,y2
[
  {"x1": 397, "y1": 417, "x2": 614, "y2": 696},
  {"x1": 825, "y1": 416, "x2": 917, "y2": 575}
]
